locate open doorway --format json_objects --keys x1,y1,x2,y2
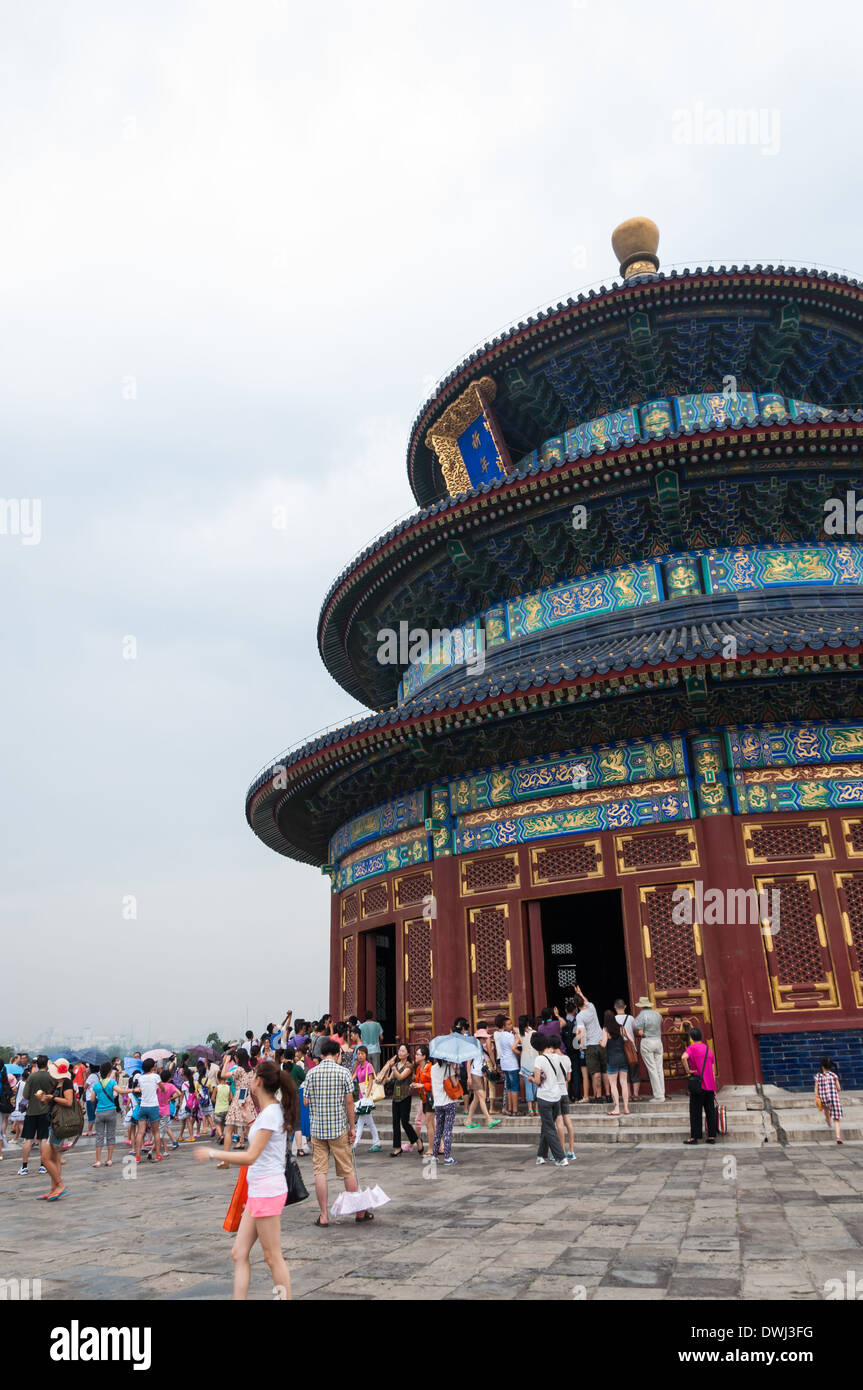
[
  {"x1": 539, "y1": 889, "x2": 628, "y2": 1018},
  {"x1": 374, "y1": 927, "x2": 397, "y2": 1043}
]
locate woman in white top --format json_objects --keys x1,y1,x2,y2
[
  {"x1": 517, "y1": 1017, "x2": 539, "y2": 1117},
  {"x1": 196, "y1": 1058, "x2": 298, "y2": 1300}
]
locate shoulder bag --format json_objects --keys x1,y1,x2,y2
[
  {"x1": 284, "y1": 1152, "x2": 309, "y2": 1205},
  {"x1": 686, "y1": 1044, "x2": 709, "y2": 1095},
  {"x1": 50, "y1": 1086, "x2": 84, "y2": 1140},
  {"x1": 621, "y1": 1016, "x2": 638, "y2": 1068}
]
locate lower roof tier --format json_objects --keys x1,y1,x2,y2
[
  {"x1": 322, "y1": 720, "x2": 863, "y2": 893},
  {"x1": 246, "y1": 661, "x2": 863, "y2": 866}
]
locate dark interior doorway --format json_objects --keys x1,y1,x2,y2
[
  {"x1": 374, "y1": 927, "x2": 397, "y2": 1043},
  {"x1": 539, "y1": 889, "x2": 628, "y2": 1018}
]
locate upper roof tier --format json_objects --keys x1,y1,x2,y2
[{"x1": 407, "y1": 246, "x2": 863, "y2": 506}]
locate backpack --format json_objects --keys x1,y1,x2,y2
[{"x1": 198, "y1": 1083, "x2": 210, "y2": 1107}]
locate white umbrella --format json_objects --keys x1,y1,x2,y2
[
  {"x1": 429, "y1": 1032, "x2": 482, "y2": 1064},
  {"x1": 142, "y1": 1048, "x2": 173, "y2": 1062},
  {"x1": 329, "y1": 1152, "x2": 391, "y2": 1217}
]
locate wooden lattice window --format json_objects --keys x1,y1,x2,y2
[
  {"x1": 618, "y1": 831, "x2": 697, "y2": 872},
  {"x1": 406, "y1": 918, "x2": 433, "y2": 1012},
  {"x1": 758, "y1": 873, "x2": 839, "y2": 1009},
  {"x1": 530, "y1": 840, "x2": 602, "y2": 885},
  {"x1": 395, "y1": 871, "x2": 434, "y2": 908},
  {"x1": 843, "y1": 819, "x2": 863, "y2": 856},
  {"x1": 645, "y1": 886, "x2": 700, "y2": 990},
  {"x1": 472, "y1": 907, "x2": 508, "y2": 1002},
  {"x1": 362, "y1": 883, "x2": 388, "y2": 918},
  {"x1": 342, "y1": 893, "x2": 359, "y2": 926},
  {"x1": 770, "y1": 881, "x2": 826, "y2": 985},
  {"x1": 462, "y1": 853, "x2": 519, "y2": 896},
  {"x1": 342, "y1": 936, "x2": 356, "y2": 1016},
  {"x1": 745, "y1": 821, "x2": 830, "y2": 864},
  {"x1": 834, "y1": 871, "x2": 863, "y2": 1007}
]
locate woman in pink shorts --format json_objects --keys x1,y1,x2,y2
[{"x1": 196, "y1": 1058, "x2": 299, "y2": 1299}]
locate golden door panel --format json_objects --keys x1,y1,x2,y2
[
  {"x1": 467, "y1": 902, "x2": 513, "y2": 1029},
  {"x1": 403, "y1": 916, "x2": 434, "y2": 1043},
  {"x1": 637, "y1": 881, "x2": 712, "y2": 1080},
  {"x1": 341, "y1": 934, "x2": 357, "y2": 1017},
  {"x1": 757, "y1": 872, "x2": 839, "y2": 1010}
]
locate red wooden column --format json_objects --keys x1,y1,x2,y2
[
  {"x1": 699, "y1": 815, "x2": 761, "y2": 1085},
  {"x1": 433, "y1": 855, "x2": 468, "y2": 1029},
  {"x1": 329, "y1": 892, "x2": 341, "y2": 1017},
  {"x1": 526, "y1": 899, "x2": 545, "y2": 1018}
]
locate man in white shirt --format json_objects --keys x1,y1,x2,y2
[
  {"x1": 492, "y1": 1014, "x2": 521, "y2": 1117},
  {"x1": 614, "y1": 998, "x2": 641, "y2": 1102},
  {"x1": 634, "y1": 995, "x2": 666, "y2": 1101},
  {"x1": 575, "y1": 989, "x2": 609, "y2": 1102},
  {"x1": 530, "y1": 1034, "x2": 568, "y2": 1167},
  {"x1": 548, "y1": 1037, "x2": 576, "y2": 1159}
]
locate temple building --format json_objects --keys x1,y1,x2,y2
[{"x1": 247, "y1": 219, "x2": 863, "y2": 1090}]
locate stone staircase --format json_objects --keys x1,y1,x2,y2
[
  {"x1": 362, "y1": 1086, "x2": 774, "y2": 1147},
  {"x1": 762, "y1": 1085, "x2": 863, "y2": 1144}
]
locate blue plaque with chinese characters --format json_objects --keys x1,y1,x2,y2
[{"x1": 456, "y1": 414, "x2": 506, "y2": 487}]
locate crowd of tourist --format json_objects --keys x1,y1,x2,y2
[{"x1": 0, "y1": 998, "x2": 846, "y2": 1297}]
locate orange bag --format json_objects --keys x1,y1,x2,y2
[{"x1": 223, "y1": 1165, "x2": 248, "y2": 1232}]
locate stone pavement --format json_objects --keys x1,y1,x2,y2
[{"x1": 1, "y1": 1134, "x2": 862, "y2": 1300}]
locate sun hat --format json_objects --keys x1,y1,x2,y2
[
  {"x1": 47, "y1": 1057, "x2": 71, "y2": 1080},
  {"x1": 635, "y1": 996, "x2": 653, "y2": 1009}
]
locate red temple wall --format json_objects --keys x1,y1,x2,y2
[{"x1": 329, "y1": 809, "x2": 863, "y2": 1088}]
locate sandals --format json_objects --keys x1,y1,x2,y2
[
  {"x1": 355, "y1": 1210, "x2": 374, "y2": 1222},
  {"x1": 415, "y1": 1138, "x2": 424, "y2": 1154},
  {"x1": 390, "y1": 1150, "x2": 402, "y2": 1158},
  {"x1": 314, "y1": 1216, "x2": 330, "y2": 1227},
  {"x1": 683, "y1": 1138, "x2": 699, "y2": 1145}
]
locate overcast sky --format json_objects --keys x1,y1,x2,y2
[{"x1": 2, "y1": 0, "x2": 861, "y2": 1047}]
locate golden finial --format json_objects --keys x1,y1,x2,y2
[{"x1": 611, "y1": 217, "x2": 660, "y2": 279}]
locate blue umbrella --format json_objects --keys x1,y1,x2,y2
[
  {"x1": 5, "y1": 1063, "x2": 24, "y2": 1076},
  {"x1": 429, "y1": 1032, "x2": 482, "y2": 1064}
]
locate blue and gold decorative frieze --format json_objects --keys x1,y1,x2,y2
[
  {"x1": 507, "y1": 561, "x2": 661, "y2": 638},
  {"x1": 725, "y1": 723, "x2": 863, "y2": 770},
  {"x1": 706, "y1": 545, "x2": 863, "y2": 593},
  {"x1": 449, "y1": 735, "x2": 687, "y2": 816},
  {"x1": 329, "y1": 790, "x2": 426, "y2": 862},
  {"x1": 732, "y1": 766, "x2": 863, "y2": 815},
  {"x1": 453, "y1": 779, "x2": 695, "y2": 852},
  {"x1": 517, "y1": 393, "x2": 840, "y2": 481},
  {"x1": 333, "y1": 828, "x2": 431, "y2": 892}
]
